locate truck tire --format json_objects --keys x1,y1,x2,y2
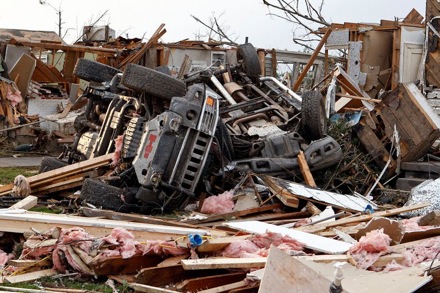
[
  {"x1": 80, "y1": 178, "x2": 125, "y2": 211},
  {"x1": 73, "y1": 58, "x2": 122, "y2": 83},
  {"x1": 121, "y1": 64, "x2": 186, "y2": 100},
  {"x1": 38, "y1": 157, "x2": 69, "y2": 174},
  {"x1": 155, "y1": 65, "x2": 172, "y2": 76},
  {"x1": 237, "y1": 43, "x2": 261, "y2": 77},
  {"x1": 301, "y1": 90, "x2": 327, "y2": 141}
]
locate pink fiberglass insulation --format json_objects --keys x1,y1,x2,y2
[
  {"x1": 383, "y1": 260, "x2": 407, "y2": 272},
  {"x1": 0, "y1": 250, "x2": 12, "y2": 267},
  {"x1": 200, "y1": 190, "x2": 235, "y2": 214},
  {"x1": 401, "y1": 217, "x2": 435, "y2": 232},
  {"x1": 349, "y1": 228, "x2": 391, "y2": 270},
  {"x1": 112, "y1": 135, "x2": 124, "y2": 166},
  {"x1": 250, "y1": 231, "x2": 304, "y2": 252},
  {"x1": 6, "y1": 83, "x2": 22, "y2": 106},
  {"x1": 58, "y1": 227, "x2": 95, "y2": 253},
  {"x1": 221, "y1": 240, "x2": 260, "y2": 258},
  {"x1": 100, "y1": 227, "x2": 141, "y2": 259},
  {"x1": 142, "y1": 240, "x2": 189, "y2": 256},
  {"x1": 221, "y1": 232, "x2": 305, "y2": 258},
  {"x1": 402, "y1": 236, "x2": 440, "y2": 266}
]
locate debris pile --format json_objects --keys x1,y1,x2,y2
[{"x1": 0, "y1": 3, "x2": 438, "y2": 293}]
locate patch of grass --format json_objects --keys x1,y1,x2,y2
[
  {"x1": 0, "y1": 167, "x2": 38, "y2": 185},
  {"x1": 1, "y1": 276, "x2": 132, "y2": 292},
  {"x1": 29, "y1": 205, "x2": 64, "y2": 214}
]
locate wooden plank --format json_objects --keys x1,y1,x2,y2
[
  {"x1": 118, "y1": 24, "x2": 166, "y2": 70},
  {"x1": 177, "y1": 272, "x2": 247, "y2": 292},
  {"x1": 129, "y1": 283, "x2": 179, "y2": 293},
  {"x1": 8, "y1": 195, "x2": 38, "y2": 210},
  {"x1": 297, "y1": 151, "x2": 316, "y2": 187},
  {"x1": 260, "y1": 177, "x2": 299, "y2": 208},
  {"x1": 0, "y1": 211, "x2": 209, "y2": 241},
  {"x1": 0, "y1": 153, "x2": 114, "y2": 196},
  {"x1": 300, "y1": 202, "x2": 430, "y2": 233},
  {"x1": 260, "y1": 175, "x2": 374, "y2": 213},
  {"x1": 157, "y1": 255, "x2": 189, "y2": 267},
  {"x1": 181, "y1": 258, "x2": 266, "y2": 270},
  {"x1": 90, "y1": 254, "x2": 163, "y2": 276},
  {"x1": 419, "y1": 210, "x2": 440, "y2": 226},
  {"x1": 185, "y1": 203, "x2": 283, "y2": 224},
  {"x1": 297, "y1": 253, "x2": 404, "y2": 267},
  {"x1": 197, "y1": 235, "x2": 249, "y2": 252},
  {"x1": 4, "y1": 268, "x2": 57, "y2": 284},
  {"x1": 224, "y1": 221, "x2": 353, "y2": 254},
  {"x1": 296, "y1": 257, "x2": 432, "y2": 293},
  {"x1": 135, "y1": 264, "x2": 229, "y2": 287},
  {"x1": 259, "y1": 246, "x2": 334, "y2": 293},
  {"x1": 198, "y1": 280, "x2": 247, "y2": 293},
  {"x1": 9, "y1": 53, "x2": 36, "y2": 99},
  {"x1": 80, "y1": 207, "x2": 204, "y2": 230},
  {"x1": 292, "y1": 28, "x2": 332, "y2": 91},
  {"x1": 8, "y1": 258, "x2": 52, "y2": 268}
]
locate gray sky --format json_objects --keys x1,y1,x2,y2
[{"x1": 0, "y1": 1, "x2": 426, "y2": 50}]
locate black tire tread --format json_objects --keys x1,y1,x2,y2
[
  {"x1": 238, "y1": 43, "x2": 261, "y2": 77},
  {"x1": 38, "y1": 157, "x2": 69, "y2": 174},
  {"x1": 74, "y1": 58, "x2": 122, "y2": 83},
  {"x1": 301, "y1": 91, "x2": 327, "y2": 141},
  {"x1": 121, "y1": 64, "x2": 186, "y2": 100},
  {"x1": 80, "y1": 178, "x2": 124, "y2": 211}
]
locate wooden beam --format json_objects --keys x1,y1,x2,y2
[
  {"x1": 8, "y1": 195, "x2": 38, "y2": 210},
  {"x1": 181, "y1": 258, "x2": 267, "y2": 270},
  {"x1": 197, "y1": 235, "x2": 249, "y2": 252},
  {"x1": 177, "y1": 272, "x2": 247, "y2": 292},
  {"x1": 300, "y1": 202, "x2": 430, "y2": 233},
  {"x1": 0, "y1": 211, "x2": 209, "y2": 241},
  {"x1": 297, "y1": 151, "x2": 316, "y2": 187},
  {"x1": 292, "y1": 28, "x2": 332, "y2": 91},
  {"x1": 0, "y1": 153, "x2": 114, "y2": 196},
  {"x1": 198, "y1": 280, "x2": 248, "y2": 293},
  {"x1": 4, "y1": 269, "x2": 57, "y2": 284}
]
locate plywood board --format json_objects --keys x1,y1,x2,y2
[
  {"x1": 259, "y1": 246, "x2": 339, "y2": 293},
  {"x1": 224, "y1": 221, "x2": 353, "y2": 254}
]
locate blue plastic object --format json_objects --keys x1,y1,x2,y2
[{"x1": 188, "y1": 234, "x2": 203, "y2": 248}]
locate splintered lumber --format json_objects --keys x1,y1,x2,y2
[
  {"x1": 0, "y1": 211, "x2": 210, "y2": 241},
  {"x1": 260, "y1": 175, "x2": 375, "y2": 212},
  {"x1": 4, "y1": 268, "x2": 57, "y2": 284},
  {"x1": 118, "y1": 24, "x2": 166, "y2": 70},
  {"x1": 297, "y1": 151, "x2": 317, "y2": 187},
  {"x1": 259, "y1": 246, "x2": 333, "y2": 292},
  {"x1": 181, "y1": 258, "x2": 267, "y2": 270},
  {"x1": 8, "y1": 195, "x2": 38, "y2": 210},
  {"x1": 300, "y1": 202, "x2": 430, "y2": 234},
  {"x1": 0, "y1": 153, "x2": 114, "y2": 196},
  {"x1": 259, "y1": 176, "x2": 299, "y2": 208},
  {"x1": 225, "y1": 221, "x2": 353, "y2": 254}
]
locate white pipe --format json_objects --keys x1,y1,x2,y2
[
  {"x1": 260, "y1": 76, "x2": 302, "y2": 103},
  {"x1": 210, "y1": 75, "x2": 237, "y2": 105}
]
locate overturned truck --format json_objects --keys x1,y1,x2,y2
[{"x1": 39, "y1": 43, "x2": 342, "y2": 213}]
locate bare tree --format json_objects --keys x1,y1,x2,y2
[
  {"x1": 262, "y1": 0, "x2": 330, "y2": 50},
  {"x1": 191, "y1": 12, "x2": 238, "y2": 45}
]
